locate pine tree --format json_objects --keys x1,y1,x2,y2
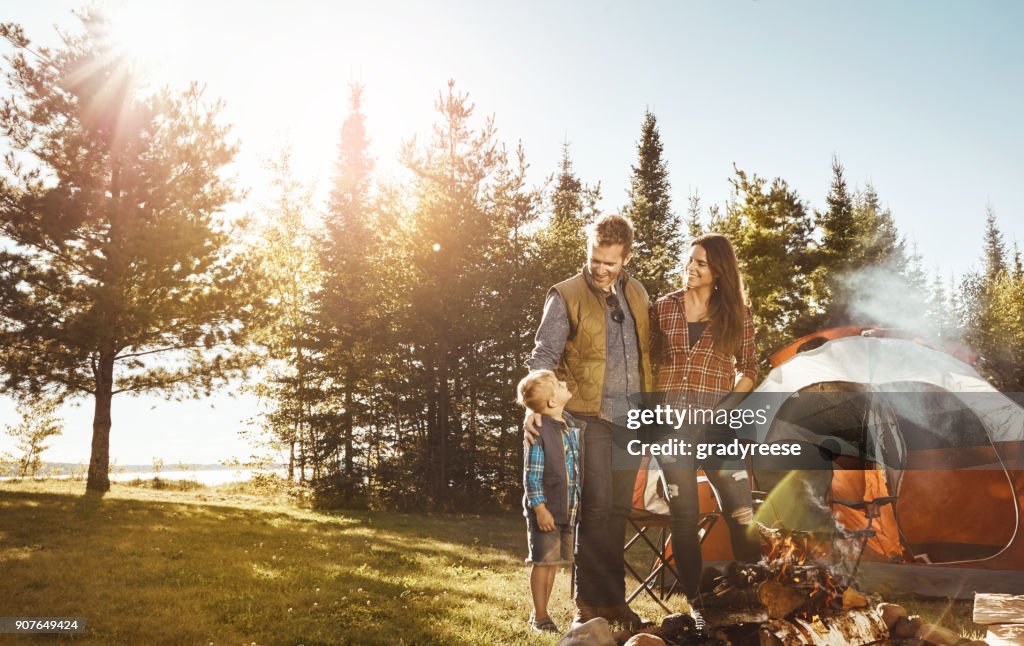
[
  {"x1": 248, "y1": 150, "x2": 322, "y2": 483},
  {"x1": 887, "y1": 244, "x2": 934, "y2": 329},
  {"x1": 987, "y1": 272, "x2": 1024, "y2": 389},
  {"x1": 719, "y1": 166, "x2": 814, "y2": 360},
  {"x1": 811, "y1": 156, "x2": 857, "y2": 325},
  {"x1": 4, "y1": 398, "x2": 62, "y2": 478},
  {"x1": 961, "y1": 208, "x2": 1022, "y2": 389},
  {"x1": 982, "y1": 205, "x2": 1007, "y2": 282},
  {"x1": 316, "y1": 83, "x2": 379, "y2": 501},
  {"x1": 927, "y1": 271, "x2": 959, "y2": 341},
  {"x1": 469, "y1": 142, "x2": 545, "y2": 505},
  {"x1": 685, "y1": 191, "x2": 704, "y2": 241},
  {"x1": 536, "y1": 142, "x2": 598, "y2": 286},
  {"x1": 399, "y1": 80, "x2": 502, "y2": 509},
  {"x1": 0, "y1": 15, "x2": 251, "y2": 493},
  {"x1": 622, "y1": 110, "x2": 682, "y2": 299},
  {"x1": 707, "y1": 204, "x2": 724, "y2": 232},
  {"x1": 818, "y1": 156, "x2": 856, "y2": 262},
  {"x1": 809, "y1": 162, "x2": 909, "y2": 329}
]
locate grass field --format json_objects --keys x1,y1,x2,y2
[{"x1": 0, "y1": 479, "x2": 984, "y2": 645}]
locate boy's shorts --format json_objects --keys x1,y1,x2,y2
[{"x1": 525, "y1": 518, "x2": 576, "y2": 566}]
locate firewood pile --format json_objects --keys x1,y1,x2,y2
[
  {"x1": 973, "y1": 593, "x2": 1024, "y2": 646},
  {"x1": 592, "y1": 525, "x2": 991, "y2": 646}
]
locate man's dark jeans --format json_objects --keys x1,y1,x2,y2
[{"x1": 574, "y1": 415, "x2": 641, "y2": 607}]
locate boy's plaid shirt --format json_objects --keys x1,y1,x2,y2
[
  {"x1": 650, "y1": 290, "x2": 758, "y2": 409},
  {"x1": 524, "y1": 417, "x2": 581, "y2": 526}
]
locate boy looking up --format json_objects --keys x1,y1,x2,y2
[{"x1": 517, "y1": 369, "x2": 583, "y2": 634}]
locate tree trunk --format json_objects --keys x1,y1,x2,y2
[
  {"x1": 297, "y1": 419, "x2": 306, "y2": 483},
  {"x1": 426, "y1": 351, "x2": 439, "y2": 507},
  {"x1": 288, "y1": 440, "x2": 295, "y2": 482},
  {"x1": 86, "y1": 351, "x2": 115, "y2": 493},
  {"x1": 308, "y1": 418, "x2": 319, "y2": 480},
  {"x1": 467, "y1": 384, "x2": 477, "y2": 500},
  {"x1": 344, "y1": 385, "x2": 353, "y2": 490},
  {"x1": 436, "y1": 339, "x2": 450, "y2": 509}
]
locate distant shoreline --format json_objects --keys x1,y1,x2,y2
[
  {"x1": 0, "y1": 462, "x2": 287, "y2": 472},
  {"x1": 0, "y1": 465, "x2": 290, "y2": 486}
]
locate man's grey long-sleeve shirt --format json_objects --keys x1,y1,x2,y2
[{"x1": 527, "y1": 276, "x2": 642, "y2": 426}]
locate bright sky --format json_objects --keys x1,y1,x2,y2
[{"x1": 1, "y1": 0, "x2": 1022, "y2": 464}]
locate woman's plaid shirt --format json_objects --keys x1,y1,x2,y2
[{"x1": 650, "y1": 289, "x2": 758, "y2": 410}]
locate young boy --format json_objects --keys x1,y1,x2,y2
[{"x1": 517, "y1": 369, "x2": 584, "y2": 634}]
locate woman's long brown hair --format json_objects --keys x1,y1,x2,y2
[{"x1": 690, "y1": 233, "x2": 748, "y2": 357}]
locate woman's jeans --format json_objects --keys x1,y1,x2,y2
[
  {"x1": 574, "y1": 415, "x2": 641, "y2": 607},
  {"x1": 659, "y1": 431, "x2": 761, "y2": 601}
]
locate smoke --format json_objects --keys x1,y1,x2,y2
[
  {"x1": 799, "y1": 479, "x2": 861, "y2": 563},
  {"x1": 839, "y1": 261, "x2": 960, "y2": 344}
]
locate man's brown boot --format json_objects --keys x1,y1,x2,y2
[
  {"x1": 608, "y1": 603, "x2": 650, "y2": 631},
  {"x1": 571, "y1": 603, "x2": 608, "y2": 628}
]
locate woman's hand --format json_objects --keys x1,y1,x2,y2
[{"x1": 732, "y1": 375, "x2": 755, "y2": 393}]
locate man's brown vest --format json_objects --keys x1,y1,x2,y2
[{"x1": 551, "y1": 270, "x2": 652, "y2": 416}]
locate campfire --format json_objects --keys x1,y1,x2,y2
[
  {"x1": 714, "y1": 526, "x2": 854, "y2": 623},
  {"x1": 562, "y1": 524, "x2": 986, "y2": 646},
  {"x1": 699, "y1": 525, "x2": 887, "y2": 645}
]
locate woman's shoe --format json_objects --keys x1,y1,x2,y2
[
  {"x1": 689, "y1": 607, "x2": 706, "y2": 633},
  {"x1": 530, "y1": 615, "x2": 560, "y2": 634}
]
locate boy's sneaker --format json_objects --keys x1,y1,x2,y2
[{"x1": 529, "y1": 615, "x2": 560, "y2": 634}]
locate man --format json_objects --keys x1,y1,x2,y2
[{"x1": 525, "y1": 214, "x2": 652, "y2": 629}]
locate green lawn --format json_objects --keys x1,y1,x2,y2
[
  {"x1": 0, "y1": 479, "x2": 983, "y2": 644},
  {"x1": 0, "y1": 479, "x2": 639, "y2": 645}
]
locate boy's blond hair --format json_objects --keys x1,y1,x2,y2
[{"x1": 517, "y1": 369, "x2": 558, "y2": 414}]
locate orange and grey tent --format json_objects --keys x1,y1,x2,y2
[
  {"x1": 630, "y1": 328, "x2": 1024, "y2": 598},
  {"x1": 746, "y1": 328, "x2": 1024, "y2": 597}
]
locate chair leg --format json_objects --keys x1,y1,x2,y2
[{"x1": 570, "y1": 561, "x2": 575, "y2": 600}]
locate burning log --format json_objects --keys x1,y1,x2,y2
[
  {"x1": 631, "y1": 524, "x2": 907, "y2": 646},
  {"x1": 842, "y1": 588, "x2": 868, "y2": 609},
  {"x1": 758, "y1": 525, "x2": 831, "y2": 567},
  {"x1": 758, "y1": 580, "x2": 808, "y2": 619},
  {"x1": 758, "y1": 607, "x2": 889, "y2": 645},
  {"x1": 702, "y1": 524, "x2": 891, "y2": 644}
]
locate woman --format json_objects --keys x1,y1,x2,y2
[{"x1": 649, "y1": 233, "x2": 762, "y2": 608}]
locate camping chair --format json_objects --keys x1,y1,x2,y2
[
  {"x1": 627, "y1": 450, "x2": 771, "y2": 610},
  {"x1": 623, "y1": 504, "x2": 722, "y2": 611},
  {"x1": 566, "y1": 464, "x2": 724, "y2": 612},
  {"x1": 828, "y1": 391, "x2": 909, "y2": 577},
  {"x1": 831, "y1": 495, "x2": 899, "y2": 579},
  {"x1": 622, "y1": 468, "x2": 726, "y2": 611}
]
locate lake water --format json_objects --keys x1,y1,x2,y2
[
  {"x1": 2, "y1": 468, "x2": 289, "y2": 486},
  {"x1": 110, "y1": 468, "x2": 288, "y2": 486}
]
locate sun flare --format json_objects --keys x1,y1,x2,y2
[{"x1": 102, "y1": 1, "x2": 183, "y2": 81}]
